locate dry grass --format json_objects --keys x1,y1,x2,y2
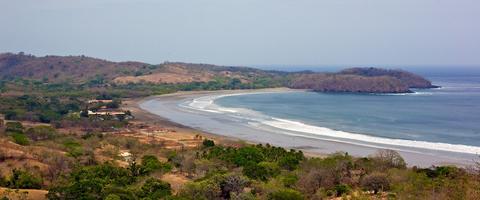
[
  {"x1": 161, "y1": 173, "x2": 190, "y2": 194},
  {"x1": 0, "y1": 187, "x2": 48, "y2": 200}
]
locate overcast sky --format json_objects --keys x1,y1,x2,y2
[{"x1": 1, "y1": 0, "x2": 479, "y2": 67}]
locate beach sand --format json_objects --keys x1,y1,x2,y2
[{"x1": 130, "y1": 88, "x2": 478, "y2": 167}]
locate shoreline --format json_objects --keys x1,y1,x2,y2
[
  {"x1": 124, "y1": 88, "x2": 314, "y2": 153},
  {"x1": 130, "y1": 88, "x2": 478, "y2": 167}
]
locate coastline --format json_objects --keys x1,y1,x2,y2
[
  {"x1": 123, "y1": 88, "x2": 312, "y2": 153},
  {"x1": 130, "y1": 88, "x2": 478, "y2": 167}
]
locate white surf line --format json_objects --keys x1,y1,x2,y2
[
  {"x1": 261, "y1": 117, "x2": 480, "y2": 155},
  {"x1": 183, "y1": 92, "x2": 480, "y2": 155},
  {"x1": 249, "y1": 121, "x2": 432, "y2": 156}
]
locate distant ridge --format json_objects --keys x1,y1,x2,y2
[{"x1": 0, "y1": 52, "x2": 436, "y2": 93}]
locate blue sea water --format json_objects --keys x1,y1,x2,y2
[{"x1": 215, "y1": 76, "x2": 480, "y2": 147}]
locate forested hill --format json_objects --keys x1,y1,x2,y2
[
  {"x1": 0, "y1": 52, "x2": 436, "y2": 93},
  {"x1": 290, "y1": 68, "x2": 436, "y2": 93}
]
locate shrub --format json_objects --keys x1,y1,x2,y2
[
  {"x1": 268, "y1": 189, "x2": 304, "y2": 200},
  {"x1": 419, "y1": 166, "x2": 462, "y2": 179},
  {"x1": 167, "y1": 151, "x2": 182, "y2": 167},
  {"x1": 5, "y1": 122, "x2": 23, "y2": 133},
  {"x1": 180, "y1": 179, "x2": 222, "y2": 200},
  {"x1": 105, "y1": 194, "x2": 121, "y2": 200},
  {"x1": 139, "y1": 178, "x2": 172, "y2": 199},
  {"x1": 334, "y1": 184, "x2": 350, "y2": 197},
  {"x1": 202, "y1": 139, "x2": 215, "y2": 147},
  {"x1": 25, "y1": 125, "x2": 57, "y2": 141},
  {"x1": 8, "y1": 169, "x2": 42, "y2": 189},
  {"x1": 259, "y1": 162, "x2": 280, "y2": 177},
  {"x1": 11, "y1": 133, "x2": 29, "y2": 145},
  {"x1": 280, "y1": 174, "x2": 298, "y2": 188},
  {"x1": 140, "y1": 155, "x2": 171, "y2": 175},
  {"x1": 106, "y1": 101, "x2": 120, "y2": 109},
  {"x1": 4, "y1": 110, "x2": 19, "y2": 120},
  {"x1": 63, "y1": 140, "x2": 83, "y2": 157},
  {"x1": 0, "y1": 175, "x2": 7, "y2": 187}
]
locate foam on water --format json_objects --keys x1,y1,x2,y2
[
  {"x1": 184, "y1": 92, "x2": 480, "y2": 155},
  {"x1": 375, "y1": 91, "x2": 433, "y2": 96}
]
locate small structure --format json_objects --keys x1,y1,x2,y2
[
  {"x1": 119, "y1": 151, "x2": 132, "y2": 162},
  {"x1": 88, "y1": 110, "x2": 127, "y2": 117},
  {"x1": 88, "y1": 99, "x2": 113, "y2": 104},
  {"x1": 87, "y1": 110, "x2": 132, "y2": 121}
]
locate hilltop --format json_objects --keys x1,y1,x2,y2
[
  {"x1": 0, "y1": 52, "x2": 284, "y2": 85},
  {"x1": 0, "y1": 52, "x2": 436, "y2": 93}
]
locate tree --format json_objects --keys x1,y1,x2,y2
[
  {"x1": 360, "y1": 173, "x2": 390, "y2": 194},
  {"x1": 233, "y1": 147, "x2": 264, "y2": 167},
  {"x1": 47, "y1": 163, "x2": 134, "y2": 200},
  {"x1": 243, "y1": 163, "x2": 270, "y2": 181},
  {"x1": 371, "y1": 149, "x2": 406, "y2": 170},
  {"x1": 128, "y1": 157, "x2": 141, "y2": 177},
  {"x1": 220, "y1": 175, "x2": 248, "y2": 199},
  {"x1": 278, "y1": 155, "x2": 301, "y2": 170}
]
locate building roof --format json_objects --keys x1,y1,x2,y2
[{"x1": 88, "y1": 99, "x2": 113, "y2": 104}]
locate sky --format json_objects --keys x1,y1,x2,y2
[{"x1": 1, "y1": 0, "x2": 479, "y2": 68}]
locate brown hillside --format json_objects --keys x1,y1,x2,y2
[
  {"x1": 0, "y1": 53, "x2": 281, "y2": 84},
  {"x1": 0, "y1": 53, "x2": 145, "y2": 83},
  {"x1": 0, "y1": 53, "x2": 436, "y2": 93}
]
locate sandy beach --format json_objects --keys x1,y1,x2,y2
[{"x1": 131, "y1": 88, "x2": 479, "y2": 167}]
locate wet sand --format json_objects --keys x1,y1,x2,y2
[{"x1": 134, "y1": 88, "x2": 478, "y2": 167}]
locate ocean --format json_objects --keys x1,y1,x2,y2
[
  {"x1": 211, "y1": 76, "x2": 480, "y2": 153},
  {"x1": 141, "y1": 74, "x2": 480, "y2": 166}
]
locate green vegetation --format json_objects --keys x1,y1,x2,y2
[
  {"x1": 5, "y1": 121, "x2": 24, "y2": 133},
  {"x1": 25, "y1": 125, "x2": 57, "y2": 141},
  {"x1": 3, "y1": 169, "x2": 42, "y2": 189},
  {"x1": 11, "y1": 132, "x2": 29, "y2": 145},
  {"x1": 268, "y1": 189, "x2": 304, "y2": 200},
  {"x1": 202, "y1": 139, "x2": 215, "y2": 147},
  {"x1": 47, "y1": 163, "x2": 136, "y2": 199},
  {"x1": 0, "y1": 54, "x2": 478, "y2": 199},
  {"x1": 0, "y1": 121, "x2": 479, "y2": 199},
  {"x1": 139, "y1": 178, "x2": 172, "y2": 199},
  {"x1": 63, "y1": 139, "x2": 84, "y2": 158},
  {"x1": 204, "y1": 144, "x2": 304, "y2": 169},
  {"x1": 140, "y1": 155, "x2": 172, "y2": 175}
]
